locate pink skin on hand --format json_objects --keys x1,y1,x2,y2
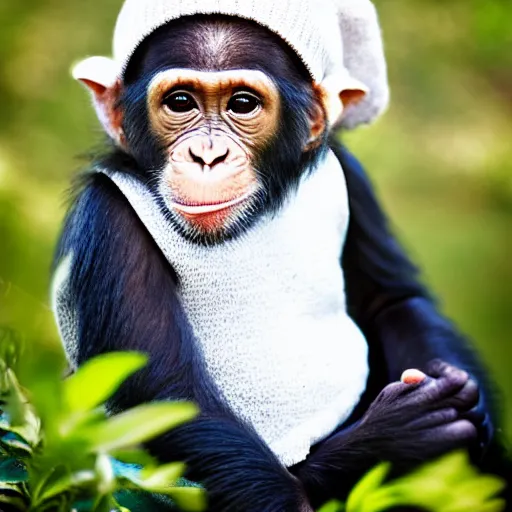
[{"x1": 401, "y1": 369, "x2": 427, "y2": 385}]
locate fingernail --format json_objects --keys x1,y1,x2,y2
[{"x1": 401, "y1": 369, "x2": 427, "y2": 385}]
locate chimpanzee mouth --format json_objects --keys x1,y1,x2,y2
[{"x1": 170, "y1": 192, "x2": 252, "y2": 215}]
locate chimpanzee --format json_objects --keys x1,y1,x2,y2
[{"x1": 52, "y1": 1, "x2": 510, "y2": 510}]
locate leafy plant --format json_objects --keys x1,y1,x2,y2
[
  {"x1": 0, "y1": 330, "x2": 507, "y2": 512},
  {"x1": 318, "y1": 451, "x2": 506, "y2": 512},
  {"x1": 0, "y1": 333, "x2": 205, "y2": 512}
]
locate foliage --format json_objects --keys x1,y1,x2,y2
[
  {"x1": 0, "y1": 330, "x2": 507, "y2": 512},
  {"x1": 0, "y1": 334, "x2": 205, "y2": 512},
  {"x1": 318, "y1": 452, "x2": 506, "y2": 512}
]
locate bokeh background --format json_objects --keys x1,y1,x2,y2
[{"x1": 0, "y1": 1, "x2": 510, "y2": 445}]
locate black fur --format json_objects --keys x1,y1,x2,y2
[
  {"x1": 335, "y1": 145, "x2": 497, "y2": 428},
  {"x1": 291, "y1": 146, "x2": 511, "y2": 507},
  {"x1": 55, "y1": 174, "x2": 306, "y2": 511},
  {"x1": 54, "y1": 16, "x2": 510, "y2": 511}
]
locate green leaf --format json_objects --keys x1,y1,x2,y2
[
  {"x1": 0, "y1": 368, "x2": 40, "y2": 447},
  {"x1": 354, "y1": 487, "x2": 407, "y2": 512},
  {"x1": 0, "y1": 376, "x2": 25, "y2": 427},
  {"x1": 472, "y1": 500, "x2": 507, "y2": 512},
  {"x1": 351, "y1": 451, "x2": 507, "y2": 512},
  {"x1": 38, "y1": 494, "x2": 75, "y2": 512},
  {"x1": 111, "y1": 448, "x2": 156, "y2": 468},
  {"x1": 18, "y1": 345, "x2": 66, "y2": 426},
  {"x1": 459, "y1": 475, "x2": 507, "y2": 501},
  {"x1": 96, "y1": 453, "x2": 115, "y2": 495},
  {"x1": 0, "y1": 481, "x2": 25, "y2": 495},
  {"x1": 0, "y1": 331, "x2": 22, "y2": 373},
  {"x1": 0, "y1": 493, "x2": 27, "y2": 511},
  {"x1": 30, "y1": 463, "x2": 71, "y2": 504},
  {"x1": 167, "y1": 486, "x2": 207, "y2": 512},
  {"x1": 58, "y1": 406, "x2": 109, "y2": 438},
  {"x1": 64, "y1": 352, "x2": 148, "y2": 414},
  {"x1": 92, "y1": 493, "x2": 117, "y2": 512},
  {"x1": 35, "y1": 470, "x2": 97, "y2": 506},
  {"x1": 83, "y1": 402, "x2": 199, "y2": 453},
  {"x1": 0, "y1": 436, "x2": 33, "y2": 459},
  {"x1": 0, "y1": 418, "x2": 40, "y2": 451},
  {"x1": 435, "y1": 474, "x2": 507, "y2": 512},
  {"x1": 408, "y1": 451, "x2": 476, "y2": 485},
  {"x1": 0, "y1": 458, "x2": 28, "y2": 483},
  {"x1": 133, "y1": 462, "x2": 186, "y2": 492},
  {"x1": 346, "y1": 462, "x2": 391, "y2": 512},
  {"x1": 318, "y1": 501, "x2": 344, "y2": 512},
  {"x1": 111, "y1": 498, "x2": 131, "y2": 512},
  {"x1": 456, "y1": 475, "x2": 507, "y2": 503}
]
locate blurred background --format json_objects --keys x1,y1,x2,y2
[{"x1": 0, "y1": 1, "x2": 510, "y2": 446}]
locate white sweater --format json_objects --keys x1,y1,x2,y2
[{"x1": 53, "y1": 149, "x2": 369, "y2": 466}]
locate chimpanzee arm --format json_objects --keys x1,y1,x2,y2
[
  {"x1": 53, "y1": 172, "x2": 309, "y2": 512},
  {"x1": 292, "y1": 146, "x2": 495, "y2": 506},
  {"x1": 335, "y1": 145, "x2": 496, "y2": 432}
]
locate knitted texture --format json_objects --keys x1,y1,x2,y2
[
  {"x1": 336, "y1": 0, "x2": 390, "y2": 127},
  {"x1": 53, "y1": 151, "x2": 370, "y2": 465},
  {"x1": 100, "y1": 151, "x2": 367, "y2": 465},
  {"x1": 114, "y1": 0, "x2": 342, "y2": 83},
  {"x1": 108, "y1": 0, "x2": 389, "y2": 127}
]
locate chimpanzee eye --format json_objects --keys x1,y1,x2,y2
[
  {"x1": 163, "y1": 92, "x2": 198, "y2": 113},
  {"x1": 227, "y1": 93, "x2": 261, "y2": 116}
]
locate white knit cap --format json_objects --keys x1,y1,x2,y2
[{"x1": 74, "y1": 0, "x2": 389, "y2": 128}]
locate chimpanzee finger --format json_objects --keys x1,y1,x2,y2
[
  {"x1": 425, "y1": 359, "x2": 469, "y2": 383},
  {"x1": 418, "y1": 420, "x2": 478, "y2": 458},
  {"x1": 372, "y1": 381, "x2": 412, "y2": 405},
  {"x1": 423, "y1": 360, "x2": 469, "y2": 399},
  {"x1": 442, "y1": 378, "x2": 480, "y2": 412},
  {"x1": 407, "y1": 408, "x2": 458, "y2": 430},
  {"x1": 459, "y1": 406, "x2": 486, "y2": 426}
]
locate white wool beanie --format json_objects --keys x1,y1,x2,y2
[{"x1": 74, "y1": 0, "x2": 390, "y2": 129}]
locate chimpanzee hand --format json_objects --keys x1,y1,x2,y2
[
  {"x1": 355, "y1": 359, "x2": 482, "y2": 463},
  {"x1": 296, "y1": 360, "x2": 483, "y2": 501},
  {"x1": 422, "y1": 359, "x2": 493, "y2": 458}
]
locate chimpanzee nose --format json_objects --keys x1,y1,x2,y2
[{"x1": 188, "y1": 138, "x2": 230, "y2": 170}]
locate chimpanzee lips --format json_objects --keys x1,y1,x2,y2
[{"x1": 170, "y1": 192, "x2": 251, "y2": 215}]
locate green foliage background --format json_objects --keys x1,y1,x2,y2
[{"x1": 0, "y1": 0, "x2": 510, "y2": 446}]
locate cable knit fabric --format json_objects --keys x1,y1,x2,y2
[
  {"x1": 114, "y1": 0, "x2": 336, "y2": 83},
  {"x1": 52, "y1": 151, "x2": 370, "y2": 466}
]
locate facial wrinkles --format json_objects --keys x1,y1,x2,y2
[
  {"x1": 147, "y1": 69, "x2": 280, "y2": 150},
  {"x1": 159, "y1": 114, "x2": 203, "y2": 144},
  {"x1": 144, "y1": 68, "x2": 285, "y2": 237}
]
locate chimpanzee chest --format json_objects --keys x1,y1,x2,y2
[{"x1": 105, "y1": 150, "x2": 370, "y2": 466}]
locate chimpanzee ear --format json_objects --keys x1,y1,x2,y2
[
  {"x1": 72, "y1": 57, "x2": 125, "y2": 146},
  {"x1": 305, "y1": 98, "x2": 327, "y2": 151},
  {"x1": 316, "y1": 71, "x2": 369, "y2": 129}
]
